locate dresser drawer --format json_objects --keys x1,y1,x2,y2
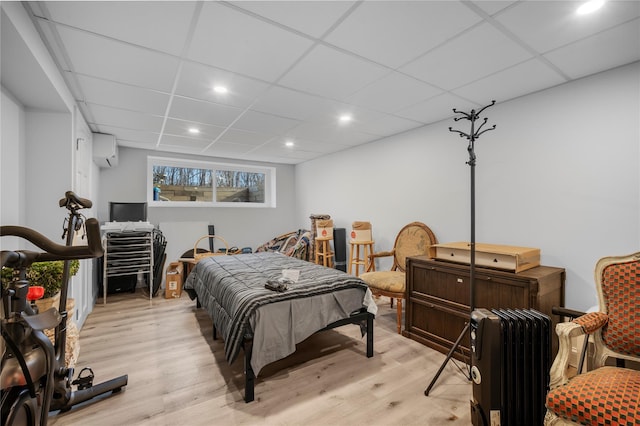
[
  {"x1": 405, "y1": 297, "x2": 471, "y2": 362},
  {"x1": 410, "y1": 263, "x2": 534, "y2": 310},
  {"x1": 405, "y1": 256, "x2": 565, "y2": 359}
]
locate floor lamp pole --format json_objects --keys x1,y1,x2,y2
[{"x1": 425, "y1": 101, "x2": 496, "y2": 397}]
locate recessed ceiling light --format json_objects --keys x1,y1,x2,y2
[
  {"x1": 577, "y1": 0, "x2": 605, "y2": 15},
  {"x1": 213, "y1": 85, "x2": 228, "y2": 94},
  {"x1": 188, "y1": 127, "x2": 200, "y2": 134},
  {"x1": 285, "y1": 141, "x2": 294, "y2": 147},
  {"x1": 339, "y1": 114, "x2": 352, "y2": 123}
]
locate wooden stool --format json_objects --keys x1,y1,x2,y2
[
  {"x1": 314, "y1": 237, "x2": 334, "y2": 267},
  {"x1": 349, "y1": 240, "x2": 375, "y2": 276}
]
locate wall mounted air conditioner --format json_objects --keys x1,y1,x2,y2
[{"x1": 93, "y1": 133, "x2": 118, "y2": 168}]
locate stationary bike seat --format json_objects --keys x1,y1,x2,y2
[
  {"x1": 23, "y1": 307, "x2": 62, "y2": 331},
  {"x1": 59, "y1": 191, "x2": 92, "y2": 209}
]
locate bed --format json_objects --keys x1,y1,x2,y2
[{"x1": 183, "y1": 252, "x2": 377, "y2": 402}]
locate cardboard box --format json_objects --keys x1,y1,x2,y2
[
  {"x1": 165, "y1": 262, "x2": 184, "y2": 299},
  {"x1": 429, "y1": 242, "x2": 540, "y2": 273},
  {"x1": 316, "y1": 219, "x2": 334, "y2": 239},
  {"x1": 350, "y1": 221, "x2": 372, "y2": 242}
]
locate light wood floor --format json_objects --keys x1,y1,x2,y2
[{"x1": 48, "y1": 291, "x2": 472, "y2": 426}]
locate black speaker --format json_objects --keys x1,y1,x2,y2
[
  {"x1": 470, "y1": 308, "x2": 502, "y2": 426},
  {"x1": 208, "y1": 225, "x2": 216, "y2": 251},
  {"x1": 333, "y1": 228, "x2": 347, "y2": 272}
]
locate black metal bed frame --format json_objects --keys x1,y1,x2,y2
[{"x1": 203, "y1": 303, "x2": 374, "y2": 403}]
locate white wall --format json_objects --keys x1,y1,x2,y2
[
  {"x1": 0, "y1": 88, "x2": 27, "y2": 250},
  {"x1": 295, "y1": 62, "x2": 640, "y2": 312},
  {"x1": 1, "y1": 2, "x2": 98, "y2": 327},
  {"x1": 24, "y1": 111, "x2": 73, "y2": 241},
  {"x1": 97, "y1": 147, "x2": 298, "y2": 260}
]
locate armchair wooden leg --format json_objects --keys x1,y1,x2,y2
[{"x1": 396, "y1": 298, "x2": 402, "y2": 334}]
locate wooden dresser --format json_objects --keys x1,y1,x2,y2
[{"x1": 404, "y1": 256, "x2": 565, "y2": 363}]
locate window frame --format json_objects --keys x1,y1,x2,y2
[{"x1": 146, "y1": 156, "x2": 276, "y2": 208}]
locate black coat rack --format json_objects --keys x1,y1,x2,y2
[{"x1": 425, "y1": 100, "x2": 496, "y2": 396}]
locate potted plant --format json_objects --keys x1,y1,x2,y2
[{"x1": 1, "y1": 259, "x2": 79, "y2": 311}]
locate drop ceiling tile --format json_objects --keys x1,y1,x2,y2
[
  {"x1": 230, "y1": 110, "x2": 301, "y2": 134},
  {"x1": 154, "y1": 145, "x2": 206, "y2": 157},
  {"x1": 93, "y1": 125, "x2": 159, "y2": 145},
  {"x1": 287, "y1": 121, "x2": 376, "y2": 146},
  {"x1": 495, "y1": 0, "x2": 640, "y2": 54},
  {"x1": 340, "y1": 108, "x2": 422, "y2": 137},
  {"x1": 279, "y1": 44, "x2": 389, "y2": 100},
  {"x1": 452, "y1": 58, "x2": 567, "y2": 105},
  {"x1": 75, "y1": 74, "x2": 170, "y2": 115},
  {"x1": 325, "y1": 1, "x2": 482, "y2": 69},
  {"x1": 470, "y1": 1, "x2": 519, "y2": 17},
  {"x1": 188, "y1": 2, "x2": 314, "y2": 82},
  {"x1": 345, "y1": 71, "x2": 443, "y2": 114},
  {"x1": 162, "y1": 118, "x2": 224, "y2": 141},
  {"x1": 204, "y1": 141, "x2": 262, "y2": 157},
  {"x1": 56, "y1": 26, "x2": 180, "y2": 91},
  {"x1": 396, "y1": 92, "x2": 477, "y2": 125},
  {"x1": 175, "y1": 61, "x2": 271, "y2": 109},
  {"x1": 281, "y1": 137, "x2": 352, "y2": 154},
  {"x1": 158, "y1": 134, "x2": 212, "y2": 150},
  {"x1": 88, "y1": 103, "x2": 164, "y2": 132},
  {"x1": 168, "y1": 96, "x2": 243, "y2": 127},
  {"x1": 544, "y1": 20, "x2": 640, "y2": 79},
  {"x1": 42, "y1": 1, "x2": 197, "y2": 56},
  {"x1": 231, "y1": 1, "x2": 356, "y2": 38},
  {"x1": 250, "y1": 86, "x2": 348, "y2": 121},
  {"x1": 400, "y1": 22, "x2": 533, "y2": 91},
  {"x1": 216, "y1": 128, "x2": 271, "y2": 146},
  {"x1": 246, "y1": 142, "x2": 321, "y2": 161}
]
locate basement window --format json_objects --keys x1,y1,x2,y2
[{"x1": 147, "y1": 156, "x2": 276, "y2": 208}]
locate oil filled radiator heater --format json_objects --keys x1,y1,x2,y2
[{"x1": 470, "y1": 308, "x2": 552, "y2": 426}]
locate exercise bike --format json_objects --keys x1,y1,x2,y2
[{"x1": 1, "y1": 191, "x2": 128, "y2": 425}]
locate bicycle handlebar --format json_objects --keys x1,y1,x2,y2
[{"x1": 0, "y1": 218, "x2": 103, "y2": 269}]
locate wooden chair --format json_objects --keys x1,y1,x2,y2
[
  {"x1": 545, "y1": 252, "x2": 640, "y2": 425},
  {"x1": 360, "y1": 222, "x2": 437, "y2": 334}
]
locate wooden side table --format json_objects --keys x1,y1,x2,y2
[
  {"x1": 348, "y1": 240, "x2": 375, "y2": 277},
  {"x1": 178, "y1": 257, "x2": 198, "y2": 279},
  {"x1": 314, "y1": 237, "x2": 334, "y2": 267}
]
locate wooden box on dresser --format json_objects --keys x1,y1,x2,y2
[{"x1": 404, "y1": 255, "x2": 565, "y2": 363}]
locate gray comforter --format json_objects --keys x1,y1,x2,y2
[{"x1": 184, "y1": 252, "x2": 376, "y2": 375}]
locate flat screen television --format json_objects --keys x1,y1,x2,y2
[{"x1": 109, "y1": 202, "x2": 147, "y2": 222}]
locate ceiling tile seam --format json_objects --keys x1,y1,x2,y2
[
  {"x1": 221, "y1": 0, "x2": 461, "y2": 102},
  {"x1": 238, "y1": 134, "x2": 282, "y2": 155},
  {"x1": 461, "y1": 0, "x2": 571, "y2": 82},
  {"x1": 30, "y1": 16, "x2": 183, "y2": 63},
  {"x1": 196, "y1": 2, "x2": 367, "y2": 153},
  {"x1": 68, "y1": 71, "x2": 179, "y2": 103},
  {"x1": 541, "y1": 16, "x2": 640, "y2": 59},
  {"x1": 220, "y1": 0, "x2": 363, "y2": 46},
  {"x1": 204, "y1": 1, "x2": 366, "y2": 137},
  {"x1": 156, "y1": 1, "x2": 204, "y2": 148},
  {"x1": 31, "y1": 3, "x2": 441, "y2": 130},
  {"x1": 83, "y1": 100, "x2": 169, "y2": 118},
  {"x1": 256, "y1": 0, "x2": 366, "y2": 88},
  {"x1": 86, "y1": 121, "x2": 160, "y2": 136},
  {"x1": 204, "y1": 10, "x2": 453, "y2": 116},
  {"x1": 199, "y1": 101, "x2": 259, "y2": 153}
]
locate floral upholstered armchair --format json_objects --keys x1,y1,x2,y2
[{"x1": 545, "y1": 252, "x2": 640, "y2": 425}]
